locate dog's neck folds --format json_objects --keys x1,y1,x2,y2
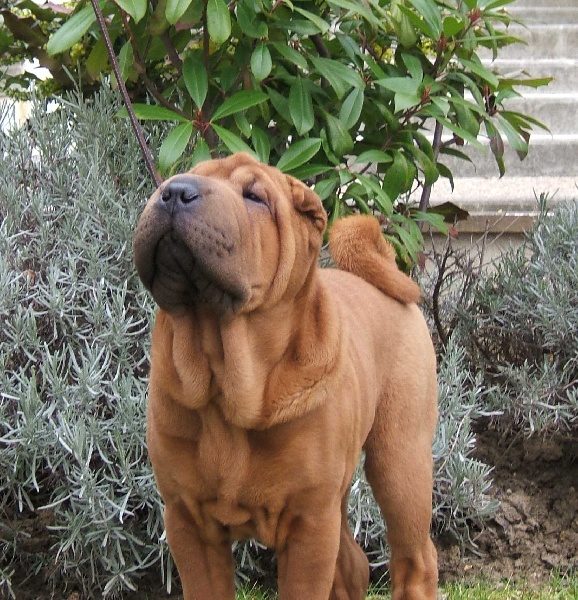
[{"x1": 151, "y1": 276, "x2": 341, "y2": 430}]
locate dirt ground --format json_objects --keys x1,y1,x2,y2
[
  {"x1": 437, "y1": 422, "x2": 578, "y2": 585},
  {"x1": 3, "y1": 423, "x2": 577, "y2": 599}
]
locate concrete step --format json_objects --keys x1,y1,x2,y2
[
  {"x1": 493, "y1": 93, "x2": 578, "y2": 135},
  {"x1": 438, "y1": 133, "x2": 578, "y2": 178},
  {"x1": 435, "y1": 1, "x2": 578, "y2": 235},
  {"x1": 428, "y1": 176, "x2": 577, "y2": 233},
  {"x1": 484, "y1": 58, "x2": 578, "y2": 94},
  {"x1": 511, "y1": 6, "x2": 578, "y2": 25},
  {"x1": 480, "y1": 24, "x2": 578, "y2": 60},
  {"x1": 514, "y1": 0, "x2": 577, "y2": 7}
]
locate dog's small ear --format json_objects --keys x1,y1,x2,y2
[{"x1": 289, "y1": 177, "x2": 327, "y2": 233}]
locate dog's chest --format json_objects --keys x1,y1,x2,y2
[{"x1": 193, "y1": 405, "x2": 285, "y2": 544}]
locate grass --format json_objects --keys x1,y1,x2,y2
[{"x1": 236, "y1": 574, "x2": 578, "y2": 599}]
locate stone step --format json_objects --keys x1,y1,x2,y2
[
  {"x1": 480, "y1": 24, "x2": 578, "y2": 60},
  {"x1": 514, "y1": 0, "x2": 577, "y2": 7},
  {"x1": 428, "y1": 177, "x2": 577, "y2": 233},
  {"x1": 437, "y1": 133, "x2": 578, "y2": 178},
  {"x1": 511, "y1": 6, "x2": 578, "y2": 25},
  {"x1": 491, "y1": 93, "x2": 578, "y2": 135},
  {"x1": 484, "y1": 58, "x2": 578, "y2": 94}
]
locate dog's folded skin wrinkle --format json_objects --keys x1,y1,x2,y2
[{"x1": 134, "y1": 152, "x2": 439, "y2": 599}]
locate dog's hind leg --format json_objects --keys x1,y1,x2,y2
[
  {"x1": 363, "y1": 401, "x2": 438, "y2": 600},
  {"x1": 330, "y1": 496, "x2": 369, "y2": 600}
]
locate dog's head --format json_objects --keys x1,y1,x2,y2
[{"x1": 133, "y1": 153, "x2": 327, "y2": 314}]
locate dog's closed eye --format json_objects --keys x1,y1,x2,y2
[{"x1": 243, "y1": 190, "x2": 267, "y2": 205}]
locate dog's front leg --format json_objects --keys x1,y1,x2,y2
[
  {"x1": 164, "y1": 502, "x2": 235, "y2": 600},
  {"x1": 276, "y1": 504, "x2": 341, "y2": 600}
]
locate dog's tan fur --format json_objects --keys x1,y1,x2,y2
[{"x1": 134, "y1": 153, "x2": 438, "y2": 599}]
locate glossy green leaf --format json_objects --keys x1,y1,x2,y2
[
  {"x1": 314, "y1": 176, "x2": 339, "y2": 201},
  {"x1": 459, "y1": 57, "x2": 500, "y2": 89},
  {"x1": 423, "y1": 109, "x2": 484, "y2": 151},
  {"x1": 211, "y1": 90, "x2": 268, "y2": 121},
  {"x1": 355, "y1": 150, "x2": 393, "y2": 165},
  {"x1": 166, "y1": 0, "x2": 194, "y2": 24},
  {"x1": 46, "y1": 6, "x2": 95, "y2": 55},
  {"x1": 310, "y1": 56, "x2": 364, "y2": 99},
  {"x1": 289, "y1": 78, "x2": 315, "y2": 136},
  {"x1": 251, "y1": 43, "x2": 272, "y2": 83},
  {"x1": 405, "y1": 0, "x2": 442, "y2": 39},
  {"x1": 383, "y1": 151, "x2": 411, "y2": 201},
  {"x1": 234, "y1": 112, "x2": 252, "y2": 138},
  {"x1": 500, "y1": 109, "x2": 549, "y2": 132},
  {"x1": 414, "y1": 211, "x2": 449, "y2": 235},
  {"x1": 271, "y1": 43, "x2": 308, "y2": 71},
  {"x1": 392, "y1": 222, "x2": 421, "y2": 263},
  {"x1": 118, "y1": 103, "x2": 189, "y2": 122},
  {"x1": 86, "y1": 38, "x2": 109, "y2": 80},
  {"x1": 183, "y1": 56, "x2": 208, "y2": 109},
  {"x1": 115, "y1": 0, "x2": 148, "y2": 23},
  {"x1": 486, "y1": 120, "x2": 505, "y2": 177},
  {"x1": 391, "y1": 8, "x2": 419, "y2": 48},
  {"x1": 496, "y1": 113, "x2": 529, "y2": 154},
  {"x1": 401, "y1": 53, "x2": 423, "y2": 82},
  {"x1": 443, "y1": 16, "x2": 464, "y2": 37},
  {"x1": 452, "y1": 101, "x2": 481, "y2": 138},
  {"x1": 293, "y1": 6, "x2": 329, "y2": 34},
  {"x1": 326, "y1": 0, "x2": 380, "y2": 27},
  {"x1": 376, "y1": 77, "x2": 420, "y2": 96},
  {"x1": 430, "y1": 97, "x2": 451, "y2": 118},
  {"x1": 207, "y1": 0, "x2": 231, "y2": 46},
  {"x1": 437, "y1": 162, "x2": 455, "y2": 191},
  {"x1": 236, "y1": 1, "x2": 268, "y2": 38},
  {"x1": 159, "y1": 122, "x2": 194, "y2": 172},
  {"x1": 191, "y1": 139, "x2": 212, "y2": 166},
  {"x1": 276, "y1": 138, "x2": 322, "y2": 172},
  {"x1": 118, "y1": 41, "x2": 136, "y2": 82},
  {"x1": 290, "y1": 164, "x2": 334, "y2": 180},
  {"x1": 498, "y1": 77, "x2": 553, "y2": 90},
  {"x1": 251, "y1": 126, "x2": 270, "y2": 163},
  {"x1": 339, "y1": 87, "x2": 364, "y2": 129},
  {"x1": 324, "y1": 112, "x2": 353, "y2": 158},
  {"x1": 211, "y1": 124, "x2": 256, "y2": 155},
  {"x1": 395, "y1": 93, "x2": 422, "y2": 113},
  {"x1": 404, "y1": 144, "x2": 439, "y2": 186},
  {"x1": 413, "y1": 131, "x2": 435, "y2": 161},
  {"x1": 355, "y1": 174, "x2": 393, "y2": 215},
  {"x1": 267, "y1": 88, "x2": 290, "y2": 123},
  {"x1": 479, "y1": 0, "x2": 516, "y2": 9}
]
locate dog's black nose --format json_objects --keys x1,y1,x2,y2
[{"x1": 160, "y1": 177, "x2": 201, "y2": 212}]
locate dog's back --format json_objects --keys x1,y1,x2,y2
[{"x1": 328, "y1": 215, "x2": 421, "y2": 304}]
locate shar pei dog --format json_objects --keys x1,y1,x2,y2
[{"x1": 133, "y1": 153, "x2": 438, "y2": 600}]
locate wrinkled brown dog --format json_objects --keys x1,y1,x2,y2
[{"x1": 133, "y1": 153, "x2": 438, "y2": 599}]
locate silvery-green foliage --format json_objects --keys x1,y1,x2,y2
[
  {"x1": 0, "y1": 90, "x2": 168, "y2": 598},
  {"x1": 431, "y1": 339, "x2": 499, "y2": 540},
  {"x1": 457, "y1": 200, "x2": 578, "y2": 435}
]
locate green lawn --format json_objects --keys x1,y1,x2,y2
[{"x1": 237, "y1": 575, "x2": 578, "y2": 599}]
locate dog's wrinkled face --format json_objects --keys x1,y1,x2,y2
[{"x1": 133, "y1": 153, "x2": 327, "y2": 314}]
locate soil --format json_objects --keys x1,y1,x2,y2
[
  {"x1": 437, "y1": 422, "x2": 578, "y2": 585},
  {"x1": 3, "y1": 422, "x2": 577, "y2": 599}
]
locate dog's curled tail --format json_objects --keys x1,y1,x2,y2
[{"x1": 328, "y1": 215, "x2": 421, "y2": 305}]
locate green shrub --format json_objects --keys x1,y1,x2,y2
[
  {"x1": 0, "y1": 91, "x2": 496, "y2": 597},
  {"x1": 1, "y1": 0, "x2": 552, "y2": 268}
]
